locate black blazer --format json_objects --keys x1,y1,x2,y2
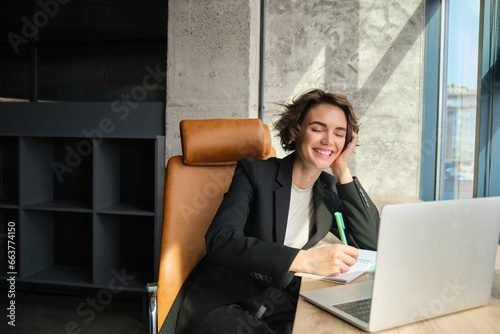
[{"x1": 163, "y1": 153, "x2": 380, "y2": 334}]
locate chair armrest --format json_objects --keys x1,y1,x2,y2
[{"x1": 146, "y1": 282, "x2": 159, "y2": 334}]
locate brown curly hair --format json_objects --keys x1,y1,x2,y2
[{"x1": 273, "y1": 89, "x2": 359, "y2": 152}]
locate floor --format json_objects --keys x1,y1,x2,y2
[{"x1": 1, "y1": 283, "x2": 149, "y2": 334}]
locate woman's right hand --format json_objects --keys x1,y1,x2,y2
[{"x1": 289, "y1": 244, "x2": 359, "y2": 276}]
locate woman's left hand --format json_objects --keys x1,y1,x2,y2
[{"x1": 330, "y1": 132, "x2": 358, "y2": 184}]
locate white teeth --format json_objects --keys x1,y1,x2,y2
[{"x1": 314, "y1": 149, "x2": 332, "y2": 156}]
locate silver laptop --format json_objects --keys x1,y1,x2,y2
[{"x1": 300, "y1": 197, "x2": 500, "y2": 332}]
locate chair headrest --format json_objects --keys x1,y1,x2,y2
[{"x1": 180, "y1": 119, "x2": 272, "y2": 166}]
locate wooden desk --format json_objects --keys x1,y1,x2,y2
[{"x1": 292, "y1": 246, "x2": 500, "y2": 333}]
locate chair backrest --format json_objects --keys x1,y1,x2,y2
[{"x1": 157, "y1": 119, "x2": 275, "y2": 328}]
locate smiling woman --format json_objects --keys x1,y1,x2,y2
[{"x1": 167, "y1": 89, "x2": 380, "y2": 334}]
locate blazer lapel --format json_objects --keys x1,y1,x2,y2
[
  {"x1": 303, "y1": 174, "x2": 339, "y2": 249},
  {"x1": 273, "y1": 155, "x2": 340, "y2": 247},
  {"x1": 275, "y1": 153, "x2": 294, "y2": 244}
]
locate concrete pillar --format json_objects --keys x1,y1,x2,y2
[{"x1": 166, "y1": 0, "x2": 261, "y2": 158}]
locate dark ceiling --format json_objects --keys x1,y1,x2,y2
[
  {"x1": 0, "y1": 0, "x2": 167, "y2": 102},
  {"x1": 1, "y1": 0, "x2": 167, "y2": 45}
]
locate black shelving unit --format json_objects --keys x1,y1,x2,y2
[{"x1": 0, "y1": 102, "x2": 165, "y2": 292}]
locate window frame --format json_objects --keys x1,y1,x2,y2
[
  {"x1": 475, "y1": 0, "x2": 500, "y2": 199},
  {"x1": 420, "y1": 0, "x2": 442, "y2": 201}
]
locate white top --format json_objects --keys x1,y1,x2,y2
[{"x1": 284, "y1": 184, "x2": 315, "y2": 249}]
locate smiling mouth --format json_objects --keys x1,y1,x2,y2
[{"x1": 313, "y1": 148, "x2": 333, "y2": 157}]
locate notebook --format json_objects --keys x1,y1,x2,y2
[
  {"x1": 300, "y1": 197, "x2": 500, "y2": 332},
  {"x1": 296, "y1": 248, "x2": 376, "y2": 283}
]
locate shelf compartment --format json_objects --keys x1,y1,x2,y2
[
  {"x1": 22, "y1": 265, "x2": 92, "y2": 286},
  {"x1": 96, "y1": 203, "x2": 154, "y2": 216},
  {"x1": 94, "y1": 139, "x2": 155, "y2": 214},
  {"x1": 20, "y1": 210, "x2": 92, "y2": 284},
  {"x1": 20, "y1": 137, "x2": 93, "y2": 210},
  {"x1": 94, "y1": 214, "x2": 154, "y2": 290},
  {"x1": 0, "y1": 199, "x2": 19, "y2": 209},
  {"x1": 0, "y1": 137, "x2": 19, "y2": 208},
  {"x1": 23, "y1": 200, "x2": 92, "y2": 213}
]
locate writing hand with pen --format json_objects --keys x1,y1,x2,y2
[
  {"x1": 289, "y1": 241, "x2": 359, "y2": 277},
  {"x1": 290, "y1": 213, "x2": 357, "y2": 277}
]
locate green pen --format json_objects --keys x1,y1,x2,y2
[{"x1": 334, "y1": 212, "x2": 348, "y2": 245}]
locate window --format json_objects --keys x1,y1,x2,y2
[
  {"x1": 421, "y1": 0, "x2": 499, "y2": 202},
  {"x1": 436, "y1": 0, "x2": 481, "y2": 200}
]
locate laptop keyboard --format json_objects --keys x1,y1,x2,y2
[{"x1": 332, "y1": 298, "x2": 372, "y2": 323}]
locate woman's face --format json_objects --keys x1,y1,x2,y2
[{"x1": 294, "y1": 103, "x2": 347, "y2": 171}]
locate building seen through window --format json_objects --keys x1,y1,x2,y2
[
  {"x1": 437, "y1": 0, "x2": 480, "y2": 200},
  {"x1": 440, "y1": 84, "x2": 476, "y2": 199}
]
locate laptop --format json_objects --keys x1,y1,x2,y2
[{"x1": 300, "y1": 197, "x2": 500, "y2": 332}]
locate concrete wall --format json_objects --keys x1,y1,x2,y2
[
  {"x1": 167, "y1": 0, "x2": 425, "y2": 197},
  {"x1": 263, "y1": 0, "x2": 425, "y2": 197}
]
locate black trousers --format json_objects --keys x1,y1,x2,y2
[{"x1": 193, "y1": 278, "x2": 301, "y2": 334}]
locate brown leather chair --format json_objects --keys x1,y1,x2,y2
[{"x1": 147, "y1": 118, "x2": 276, "y2": 333}]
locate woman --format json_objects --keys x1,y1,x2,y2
[{"x1": 167, "y1": 89, "x2": 380, "y2": 334}]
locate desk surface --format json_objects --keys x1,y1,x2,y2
[{"x1": 292, "y1": 245, "x2": 500, "y2": 334}]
